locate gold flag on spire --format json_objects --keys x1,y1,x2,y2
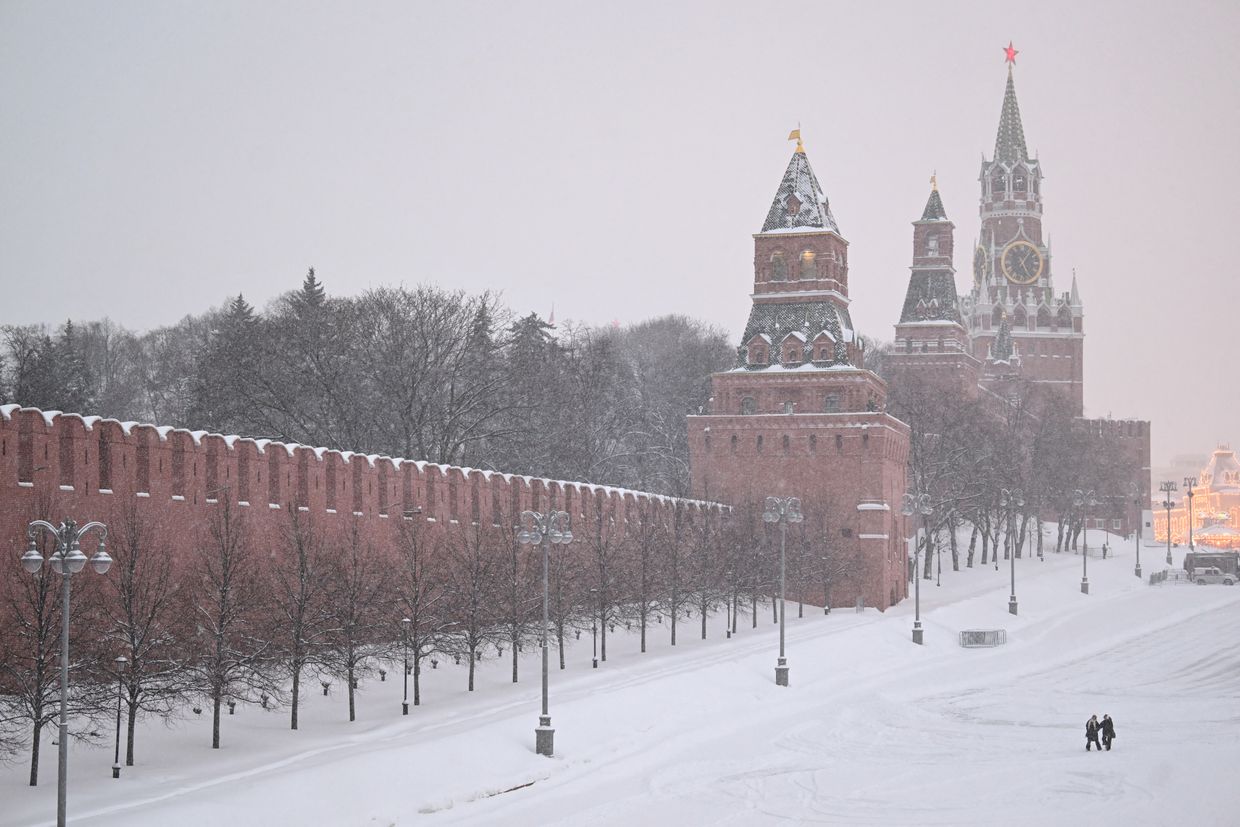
[
  {"x1": 788, "y1": 128, "x2": 804, "y2": 153},
  {"x1": 930, "y1": 170, "x2": 937, "y2": 191}
]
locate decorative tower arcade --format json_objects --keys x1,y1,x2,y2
[
  {"x1": 687, "y1": 138, "x2": 910, "y2": 611},
  {"x1": 887, "y1": 181, "x2": 981, "y2": 398},
  {"x1": 963, "y1": 53, "x2": 1085, "y2": 414}
]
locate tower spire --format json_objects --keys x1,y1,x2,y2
[
  {"x1": 993, "y1": 55, "x2": 1029, "y2": 164},
  {"x1": 761, "y1": 140, "x2": 838, "y2": 233}
]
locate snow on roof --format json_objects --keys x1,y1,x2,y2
[
  {"x1": 0, "y1": 404, "x2": 19, "y2": 420},
  {"x1": 781, "y1": 331, "x2": 807, "y2": 343}
]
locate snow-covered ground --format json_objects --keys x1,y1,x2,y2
[{"x1": 4, "y1": 535, "x2": 1238, "y2": 826}]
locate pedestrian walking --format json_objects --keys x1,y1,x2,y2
[
  {"x1": 1100, "y1": 714, "x2": 1116, "y2": 750},
  {"x1": 1086, "y1": 714, "x2": 1102, "y2": 751}
]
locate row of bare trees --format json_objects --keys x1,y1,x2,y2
[
  {"x1": 888, "y1": 374, "x2": 1138, "y2": 579},
  {"x1": 0, "y1": 492, "x2": 861, "y2": 786},
  {"x1": 0, "y1": 271, "x2": 734, "y2": 497}
]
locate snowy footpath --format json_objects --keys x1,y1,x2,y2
[{"x1": 4, "y1": 536, "x2": 1239, "y2": 826}]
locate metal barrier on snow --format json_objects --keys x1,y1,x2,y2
[{"x1": 958, "y1": 629, "x2": 1007, "y2": 648}]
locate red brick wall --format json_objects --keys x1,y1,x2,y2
[{"x1": 0, "y1": 405, "x2": 724, "y2": 569}]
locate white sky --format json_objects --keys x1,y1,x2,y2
[{"x1": 2, "y1": 0, "x2": 1237, "y2": 470}]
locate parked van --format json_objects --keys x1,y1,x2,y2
[{"x1": 1193, "y1": 567, "x2": 1236, "y2": 585}]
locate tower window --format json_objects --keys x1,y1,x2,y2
[
  {"x1": 756, "y1": 435, "x2": 764, "y2": 452},
  {"x1": 823, "y1": 393, "x2": 841, "y2": 412},
  {"x1": 783, "y1": 401, "x2": 794, "y2": 414},
  {"x1": 782, "y1": 435, "x2": 790, "y2": 452},
  {"x1": 741, "y1": 396, "x2": 757, "y2": 415},
  {"x1": 771, "y1": 252, "x2": 787, "y2": 282},
  {"x1": 835, "y1": 434, "x2": 844, "y2": 452},
  {"x1": 926, "y1": 234, "x2": 939, "y2": 255},
  {"x1": 1014, "y1": 173, "x2": 1026, "y2": 191},
  {"x1": 786, "y1": 348, "x2": 801, "y2": 364},
  {"x1": 809, "y1": 434, "x2": 817, "y2": 452},
  {"x1": 800, "y1": 250, "x2": 816, "y2": 279},
  {"x1": 730, "y1": 435, "x2": 738, "y2": 454}
]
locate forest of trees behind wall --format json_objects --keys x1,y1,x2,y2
[{"x1": 0, "y1": 270, "x2": 734, "y2": 497}]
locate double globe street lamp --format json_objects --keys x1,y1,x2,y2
[
  {"x1": 1159, "y1": 480, "x2": 1178, "y2": 566},
  {"x1": 1184, "y1": 476, "x2": 1197, "y2": 552},
  {"x1": 1073, "y1": 489, "x2": 1098, "y2": 594},
  {"x1": 763, "y1": 496, "x2": 802, "y2": 686},
  {"x1": 902, "y1": 491, "x2": 932, "y2": 645},
  {"x1": 517, "y1": 509, "x2": 573, "y2": 757},
  {"x1": 1000, "y1": 488, "x2": 1023, "y2": 615},
  {"x1": 21, "y1": 518, "x2": 112, "y2": 827}
]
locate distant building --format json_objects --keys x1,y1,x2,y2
[{"x1": 1154, "y1": 446, "x2": 1240, "y2": 547}]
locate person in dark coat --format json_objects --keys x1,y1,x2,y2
[
  {"x1": 1100, "y1": 714, "x2": 1116, "y2": 750},
  {"x1": 1086, "y1": 714, "x2": 1102, "y2": 751}
]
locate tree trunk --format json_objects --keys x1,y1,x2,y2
[
  {"x1": 291, "y1": 662, "x2": 301, "y2": 730},
  {"x1": 126, "y1": 700, "x2": 138, "y2": 765},
  {"x1": 212, "y1": 690, "x2": 222, "y2": 749},
  {"x1": 28, "y1": 719, "x2": 40, "y2": 786},
  {"x1": 511, "y1": 629, "x2": 519, "y2": 683},
  {"x1": 671, "y1": 596, "x2": 678, "y2": 646},
  {"x1": 413, "y1": 658, "x2": 421, "y2": 706},
  {"x1": 347, "y1": 664, "x2": 356, "y2": 722},
  {"x1": 981, "y1": 522, "x2": 990, "y2": 565},
  {"x1": 967, "y1": 523, "x2": 978, "y2": 567},
  {"x1": 950, "y1": 518, "x2": 960, "y2": 571},
  {"x1": 702, "y1": 597, "x2": 709, "y2": 638},
  {"x1": 751, "y1": 594, "x2": 757, "y2": 628},
  {"x1": 923, "y1": 530, "x2": 934, "y2": 578},
  {"x1": 640, "y1": 606, "x2": 647, "y2": 653},
  {"x1": 467, "y1": 650, "x2": 475, "y2": 691}
]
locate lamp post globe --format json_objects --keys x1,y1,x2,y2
[
  {"x1": 764, "y1": 496, "x2": 801, "y2": 686},
  {"x1": 518, "y1": 509, "x2": 573, "y2": 757},
  {"x1": 112, "y1": 656, "x2": 127, "y2": 779},
  {"x1": 1001, "y1": 488, "x2": 1023, "y2": 615},
  {"x1": 902, "y1": 492, "x2": 932, "y2": 644},
  {"x1": 23, "y1": 518, "x2": 111, "y2": 827},
  {"x1": 1159, "y1": 481, "x2": 1178, "y2": 566}
]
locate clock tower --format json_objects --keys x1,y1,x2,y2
[{"x1": 963, "y1": 55, "x2": 1085, "y2": 414}]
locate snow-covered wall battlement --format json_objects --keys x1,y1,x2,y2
[{"x1": 0, "y1": 406, "x2": 725, "y2": 557}]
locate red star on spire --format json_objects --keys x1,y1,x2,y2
[{"x1": 1004, "y1": 41, "x2": 1019, "y2": 64}]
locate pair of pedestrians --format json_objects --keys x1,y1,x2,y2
[{"x1": 1085, "y1": 714, "x2": 1116, "y2": 751}]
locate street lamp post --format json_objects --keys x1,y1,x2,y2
[
  {"x1": 1073, "y1": 489, "x2": 1098, "y2": 594},
  {"x1": 820, "y1": 556, "x2": 831, "y2": 615},
  {"x1": 902, "y1": 492, "x2": 933, "y2": 644},
  {"x1": 1132, "y1": 482, "x2": 1143, "y2": 579},
  {"x1": 111, "y1": 656, "x2": 126, "y2": 779},
  {"x1": 517, "y1": 509, "x2": 573, "y2": 757},
  {"x1": 763, "y1": 496, "x2": 802, "y2": 686},
  {"x1": 1184, "y1": 477, "x2": 1197, "y2": 552},
  {"x1": 1000, "y1": 488, "x2": 1023, "y2": 615},
  {"x1": 1160, "y1": 480, "x2": 1178, "y2": 566},
  {"x1": 589, "y1": 587, "x2": 599, "y2": 668},
  {"x1": 401, "y1": 617, "x2": 411, "y2": 715},
  {"x1": 22, "y1": 518, "x2": 112, "y2": 827}
]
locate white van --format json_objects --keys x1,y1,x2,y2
[{"x1": 1193, "y1": 567, "x2": 1236, "y2": 585}]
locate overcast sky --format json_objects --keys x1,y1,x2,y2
[{"x1": 2, "y1": 0, "x2": 1237, "y2": 471}]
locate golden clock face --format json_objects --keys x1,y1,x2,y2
[
  {"x1": 1001, "y1": 240, "x2": 1044, "y2": 285},
  {"x1": 973, "y1": 245, "x2": 990, "y2": 283}
]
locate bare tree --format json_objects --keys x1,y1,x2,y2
[
  {"x1": 100, "y1": 500, "x2": 187, "y2": 766},
  {"x1": 442, "y1": 523, "x2": 502, "y2": 691},
  {"x1": 187, "y1": 499, "x2": 277, "y2": 749},
  {"x1": 323, "y1": 519, "x2": 392, "y2": 722},
  {"x1": 270, "y1": 507, "x2": 332, "y2": 731}
]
